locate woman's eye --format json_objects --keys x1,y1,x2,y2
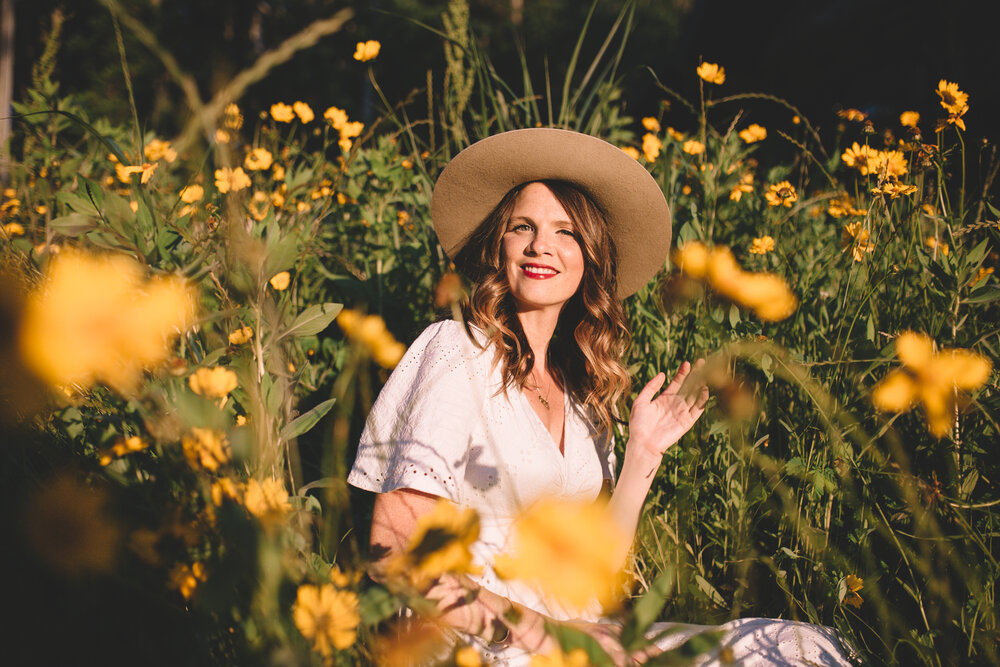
[
  {"x1": 557, "y1": 228, "x2": 577, "y2": 237},
  {"x1": 510, "y1": 223, "x2": 531, "y2": 232}
]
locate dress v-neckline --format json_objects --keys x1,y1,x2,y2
[{"x1": 520, "y1": 385, "x2": 568, "y2": 457}]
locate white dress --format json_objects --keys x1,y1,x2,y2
[{"x1": 348, "y1": 320, "x2": 853, "y2": 666}]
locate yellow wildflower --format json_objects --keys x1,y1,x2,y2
[
  {"x1": 19, "y1": 250, "x2": 197, "y2": 392},
  {"x1": 272, "y1": 164, "x2": 286, "y2": 181},
  {"x1": 340, "y1": 120, "x2": 364, "y2": 140},
  {"x1": 99, "y1": 435, "x2": 150, "y2": 466},
  {"x1": 682, "y1": 140, "x2": 706, "y2": 155},
  {"x1": 210, "y1": 477, "x2": 244, "y2": 506},
  {"x1": 293, "y1": 101, "x2": 315, "y2": 123},
  {"x1": 871, "y1": 331, "x2": 992, "y2": 437},
  {"x1": 144, "y1": 138, "x2": 177, "y2": 163},
  {"x1": 642, "y1": 133, "x2": 662, "y2": 162},
  {"x1": 841, "y1": 574, "x2": 864, "y2": 609},
  {"x1": 900, "y1": 111, "x2": 920, "y2": 128},
  {"x1": 387, "y1": 497, "x2": 481, "y2": 590},
  {"x1": 641, "y1": 116, "x2": 660, "y2": 132},
  {"x1": 180, "y1": 184, "x2": 204, "y2": 203},
  {"x1": 115, "y1": 162, "x2": 158, "y2": 184},
  {"x1": 495, "y1": 498, "x2": 627, "y2": 612},
  {"x1": 729, "y1": 173, "x2": 754, "y2": 202},
  {"x1": 244, "y1": 147, "x2": 274, "y2": 171},
  {"x1": 271, "y1": 102, "x2": 295, "y2": 123},
  {"x1": 170, "y1": 562, "x2": 207, "y2": 600},
  {"x1": 249, "y1": 190, "x2": 271, "y2": 221},
  {"x1": 765, "y1": 181, "x2": 798, "y2": 208},
  {"x1": 25, "y1": 473, "x2": 121, "y2": 574},
  {"x1": 925, "y1": 236, "x2": 949, "y2": 257},
  {"x1": 3, "y1": 222, "x2": 25, "y2": 236},
  {"x1": 672, "y1": 241, "x2": 710, "y2": 278},
  {"x1": 871, "y1": 178, "x2": 918, "y2": 199},
  {"x1": 842, "y1": 222, "x2": 875, "y2": 262},
  {"x1": 969, "y1": 266, "x2": 994, "y2": 288},
  {"x1": 666, "y1": 126, "x2": 685, "y2": 141},
  {"x1": 837, "y1": 108, "x2": 868, "y2": 122},
  {"x1": 620, "y1": 146, "x2": 640, "y2": 160},
  {"x1": 734, "y1": 273, "x2": 798, "y2": 321},
  {"x1": 337, "y1": 309, "x2": 407, "y2": 368},
  {"x1": 353, "y1": 39, "x2": 381, "y2": 62},
  {"x1": 936, "y1": 79, "x2": 968, "y2": 116},
  {"x1": 223, "y1": 102, "x2": 244, "y2": 130},
  {"x1": 696, "y1": 61, "x2": 726, "y2": 85},
  {"x1": 244, "y1": 477, "x2": 292, "y2": 526},
  {"x1": 269, "y1": 271, "x2": 291, "y2": 291},
  {"x1": 530, "y1": 647, "x2": 591, "y2": 667},
  {"x1": 182, "y1": 427, "x2": 231, "y2": 472},
  {"x1": 827, "y1": 196, "x2": 865, "y2": 218},
  {"x1": 323, "y1": 106, "x2": 348, "y2": 130},
  {"x1": 749, "y1": 235, "x2": 775, "y2": 255},
  {"x1": 228, "y1": 325, "x2": 253, "y2": 345},
  {"x1": 214, "y1": 129, "x2": 231, "y2": 144},
  {"x1": 293, "y1": 583, "x2": 361, "y2": 658},
  {"x1": 215, "y1": 166, "x2": 252, "y2": 193},
  {"x1": 188, "y1": 366, "x2": 238, "y2": 400},
  {"x1": 738, "y1": 124, "x2": 767, "y2": 144}
]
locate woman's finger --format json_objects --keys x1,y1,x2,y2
[
  {"x1": 661, "y1": 361, "x2": 692, "y2": 396},
  {"x1": 635, "y1": 371, "x2": 666, "y2": 405}
]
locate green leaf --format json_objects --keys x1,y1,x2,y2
[
  {"x1": 359, "y1": 586, "x2": 399, "y2": 625},
  {"x1": 263, "y1": 235, "x2": 299, "y2": 277},
  {"x1": 48, "y1": 212, "x2": 97, "y2": 236},
  {"x1": 694, "y1": 574, "x2": 726, "y2": 607},
  {"x1": 279, "y1": 398, "x2": 336, "y2": 441},
  {"x1": 621, "y1": 566, "x2": 675, "y2": 651},
  {"x1": 544, "y1": 622, "x2": 616, "y2": 667},
  {"x1": 281, "y1": 303, "x2": 343, "y2": 339},
  {"x1": 57, "y1": 190, "x2": 100, "y2": 217}
]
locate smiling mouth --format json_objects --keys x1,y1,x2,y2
[{"x1": 521, "y1": 264, "x2": 559, "y2": 279}]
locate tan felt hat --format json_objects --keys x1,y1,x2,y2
[{"x1": 431, "y1": 128, "x2": 671, "y2": 298}]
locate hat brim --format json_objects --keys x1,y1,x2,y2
[{"x1": 431, "y1": 128, "x2": 671, "y2": 299}]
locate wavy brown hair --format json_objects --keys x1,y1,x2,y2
[{"x1": 453, "y1": 180, "x2": 631, "y2": 435}]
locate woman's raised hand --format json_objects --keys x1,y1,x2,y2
[{"x1": 628, "y1": 360, "x2": 710, "y2": 458}]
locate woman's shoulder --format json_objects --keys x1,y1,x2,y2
[{"x1": 394, "y1": 319, "x2": 492, "y2": 376}]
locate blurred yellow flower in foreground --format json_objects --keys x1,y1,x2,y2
[
  {"x1": 729, "y1": 173, "x2": 754, "y2": 202},
  {"x1": 215, "y1": 166, "x2": 252, "y2": 193},
  {"x1": 180, "y1": 184, "x2": 204, "y2": 203},
  {"x1": 749, "y1": 235, "x2": 775, "y2": 255},
  {"x1": 641, "y1": 116, "x2": 660, "y2": 132},
  {"x1": 211, "y1": 477, "x2": 245, "y2": 506},
  {"x1": 324, "y1": 106, "x2": 348, "y2": 129},
  {"x1": 641, "y1": 133, "x2": 662, "y2": 162},
  {"x1": 682, "y1": 140, "x2": 706, "y2": 155},
  {"x1": 494, "y1": 498, "x2": 626, "y2": 612},
  {"x1": 841, "y1": 222, "x2": 875, "y2": 262},
  {"x1": 269, "y1": 270, "x2": 291, "y2": 291},
  {"x1": 337, "y1": 309, "x2": 407, "y2": 368},
  {"x1": 872, "y1": 331, "x2": 992, "y2": 437},
  {"x1": 900, "y1": 111, "x2": 920, "y2": 128},
  {"x1": 666, "y1": 126, "x2": 685, "y2": 141},
  {"x1": 925, "y1": 236, "x2": 949, "y2": 257},
  {"x1": 182, "y1": 427, "x2": 231, "y2": 472},
  {"x1": 353, "y1": 39, "x2": 381, "y2": 62},
  {"x1": 188, "y1": 366, "x2": 238, "y2": 400},
  {"x1": 386, "y1": 497, "x2": 480, "y2": 590},
  {"x1": 739, "y1": 124, "x2": 767, "y2": 144},
  {"x1": 841, "y1": 574, "x2": 864, "y2": 609},
  {"x1": 223, "y1": 102, "x2": 244, "y2": 130},
  {"x1": 25, "y1": 473, "x2": 121, "y2": 574},
  {"x1": 170, "y1": 561, "x2": 207, "y2": 600},
  {"x1": 531, "y1": 647, "x2": 591, "y2": 667},
  {"x1": 245, "y1": 477, "x2": 292, "y2": 526},
  {"x1": 455, "y1": 646, "x2": 482, "y2": 667},
  {"x1": 99, "y1": 435, "x2": 150, "y2": 466},
  {"x1": 764, "y1": 181, "x2": 798, "y2": 208},
  {"x1": 696, "y1": 61, "x2": 726, "y2": 85},
  {"x1": 228, "y1": 325, "x2": 253, "y2": 345},
  {"x1": 270, "y1": 102, "x2": 295, "y2": 123},
  {"x1": 674, "y1": 243, "x2": 798, "y2": 321},
  {"x1": 244, "y1": 147, "x2": 273, "y2": 171},
  {"x1": 294, "y1": 583, "x2": 361, "y2": 658},
  {"x1": 3, "y1": 222, "x2": 24, "y2": 236},
  {"x1": 293, "y1": 101, "x2": 315, "y2": 123},
  {"x1": 144, "y1": 138, "x2": 177, "y2": 163},
  {"x1": 19, "y1": 250, "x2": 196, "y2": 392}
]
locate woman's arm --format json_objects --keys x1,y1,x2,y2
[{"x1": 607, "y1": 360, "x2": 709, "y2": 565}]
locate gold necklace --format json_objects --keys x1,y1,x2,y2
[{"x1": 529, "y1": 368, "x2": 553, "y2": 410}]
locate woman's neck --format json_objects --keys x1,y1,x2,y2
[{"x1": 516, "y1": 308, "x2": 560, "y2": 372}]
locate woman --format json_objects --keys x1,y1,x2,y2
[{"x1": 349, "y1": 129, "x2": 852, "y2": 665}]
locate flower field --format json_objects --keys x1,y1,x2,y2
[{"x1": 1, "y1": 3, "x2": 998, "y2": 665}]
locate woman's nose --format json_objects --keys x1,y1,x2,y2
[{"x1": 525, "y1": 230, "x2": 552, "y2": 255}]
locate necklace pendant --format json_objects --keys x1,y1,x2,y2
[{"x1": 537, "y1": 394, "x2": 550, "y2": 410}]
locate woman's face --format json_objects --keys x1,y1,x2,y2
[{"x1": 501, "y1": 182, "x2": 585, "y2": 314}]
